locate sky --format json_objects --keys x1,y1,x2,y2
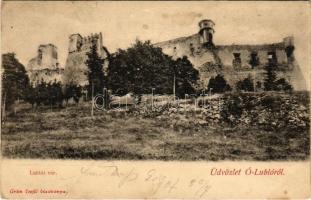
[{"x1": 1, "y1": 1, "x2": 310, "y2": 88}]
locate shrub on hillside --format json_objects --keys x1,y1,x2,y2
[
  {"x1": 236, "y1": 76, "x2": 254, "y2": 92},
  {"x1": 207, "y1": 74, "x2": 231, "y2": 93},
  {"x1": 25, "y1": 80, "x2": 64, "y2": 108},
  {"x1": 275, "y1": 78, "x2": 293, "y2": 92},
  {"x1": 220, "y1": 94, "x2": 243, "y2": 125},
  {"x1": 220, "y1": 92, "x2": 309, "y2": 131}
]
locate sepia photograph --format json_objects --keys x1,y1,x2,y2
[
  {"x1": 2, "y1": 1, "x2": 310, "y2": 161},
  {"x1": 1, "y1": 1, "x2": 310, "y2": 198}
]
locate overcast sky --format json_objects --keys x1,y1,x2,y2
[{"x1": 2, "y1": 1, "x2": 310, "y2": 88}]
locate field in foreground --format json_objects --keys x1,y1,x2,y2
[{"x1": 1, "y1": 102, "x2": 310, "y2": 161}]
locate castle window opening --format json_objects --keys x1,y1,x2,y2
[
  {"x1": 190, "y1": 43, "x2": 195, "y2": 55},
  {"x1": 173, "y1": 47, "x2": 177, "y2": 53},
  {"x1": 285, "y1": 46, "x2": 295, "y2": 63},
  {"x1": 53, "y1": 51, "x2": 57, "y2": 59},
  {"x1": 38, "y1": 50, "x2": 42, "y2": 59},
  {"x1": 251, "y1": 52, "x2": 258, "y2": 58},
  {"x1": 233, "y1": 53, "x2": 241, "y2": 68},
  {"x1": 285, "y1": 46, "x2": 294, "y2": 58},
  {"x1": 249, "y1": 52, "x2": 259, "y2": 69},
  {"x1": 77, "y1": 43, "x2": 82, "y2": 52},
  {"x1": 267, "y1": 51, "x2": 277, "y2": 64}
]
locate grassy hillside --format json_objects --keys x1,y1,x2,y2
[{"x1": 1, "y1": 98, "x2": 309, "y2": 161}]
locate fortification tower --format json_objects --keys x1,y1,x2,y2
[
  {"x1": 68, "y1": 34, "x2": 83, "y2": 53},
  {"x1": 34, "y1": 44, "x2": 58, "y2": 69},
  {"x1": 198, "y1": 19, "x2": 215, "y2": 48}
]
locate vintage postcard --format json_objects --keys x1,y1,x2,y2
[{"x1": 1, "y1": 1, "x2": 310, "y2": 199}]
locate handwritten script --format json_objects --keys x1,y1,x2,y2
[{"x1": 72, "y1": 163, "x2": 212, "y2": 198}]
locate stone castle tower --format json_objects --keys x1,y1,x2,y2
[
  {"x1": 28, "y1": 44, "x2": 58, "y2": 70},
  {"x1": 154, "y1": 19, "x2": 306, "y2": 90},
  {"x1": 198, "y1": 19, "x2": 215, "y2": 48},
  {"x1": 63, "y1": 32, "x2": 109, "y2": 86},
  {"x1": 68, "y1": 33, "x2": 103, "y2": 54},
  {"x1": 27, "y1": 44, "x2": 63, "y2": 85}
]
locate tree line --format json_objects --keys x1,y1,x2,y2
[{"x1": 2, "y1": 40, "x2": 293, "y2": 111}]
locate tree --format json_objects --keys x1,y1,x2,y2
[
  {"x1": 50, "y1": 80, "x2": 63, "y2": 107},
  {"x1": 173, "y1": 56, "x2": 199, "y2": 97},
  {"x1": 2, "y1": 53, "x2": 30, "y2": 111},
  {"x1": 24, "y1": 79, "x2": 64, "y2": 108},
  {"x1": 24, "y1": 85, "x2": 36, "y2": 108},
  {"x1": 86, "y1": 40, "x2": 105, "y2": 97},
  {"x1": 236, "y1": 76, "x2": 254, "y2": 92},
  {"x1": 64, "y1": 84, "x2": 82, "y2": 104},
  {"x1": 107, "y1": 40, "x2": 199, "y2": 96},
  {"x1": 264, "y1": 59, "x2": 277, "y2": 91},
  {"x1": 275, "y1": 78, "x2": 293, "y2": 92},
  {"x1": 207, "y1": 74, "x2": 231, "y2": 93},
  {"x1": 37, "y1": 80, "x2": 49, "y2": 106},
  {"x1": 263, "y1": 59, "x2": 293, "y2": 92}
]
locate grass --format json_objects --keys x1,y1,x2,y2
[{"x1": 1, "y1": 102, "x2": 309, "y2": 161}]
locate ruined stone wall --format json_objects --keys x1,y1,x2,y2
[
  {"x1": 27, "y1": 44, "x2": 63, "y2": 85},
  {"x1": 155, "y1": 34, "x2": 306, "y2": 90},
  {"x1": 28, "y1": 44, "x2": 59, "y2": 71},
  {"x1": 155, "y1": 34, "x2": 219, "y2": 67},
  {"x1": 216, "y1": 44, "x2": 288, "y2": 69},
  {"x1": 68, "y1": 34, "x2": 83, "y2": 53},
  {"x1": 68, "y1": 33, "x2": 103, "y2": 54},
  {"x1": 28, "y1": 68, "x2": 64, "y2": 85},
  {"x1": 39, "y1": 44, "x2": 58, "y2": 68},
  {"x1": 63, "y1": 32, "x2": 109, "y2": 86}
]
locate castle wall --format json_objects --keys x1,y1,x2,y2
[
  {"x1": 28, "y1": 44, "x2": 59, "y2": 71},
  {"x1": 216, "y1": 45, "x2": 288, "y2": 69},
  {"x1": 68, "y1": 34, "x2": 83, "y2": 53},
  {"x1": 155, "y1": 34, "x2": 219, "y2": 68},
  {"x1": 39, "y1": 44, "x2": 58, "y2": 68},
  {"x1": 27, "y1": 44, "x2": 62, "y2": 85},
  {"x1": 156, "y1": 34, "x2": 200, "y2": 59},
  {"x1": 28, "y1": 68, "x2": 63, "y2": 86},
  {"x1": 155, "y1": 32, "x2": 306, "y2": 90},
  {"x1": 64, "y1": 32, "x2": 109, "y2": 86}
]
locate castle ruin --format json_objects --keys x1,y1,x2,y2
[
  {"x1": 27, "y1": 44, "x2": 63, "y2": 85},
  {"x1": 26, "y1": 20, "x2": 306, "y2": 91},
  {"x1": 63, "y1": 32, "x2": 110, "y2": 86},
  {"x1": 154, "y1": 19, "x2": 307, "y2": 90}
]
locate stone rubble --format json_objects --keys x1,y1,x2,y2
[{"x1": 110, "y1": 92, "x2": 309, "y2": 132}]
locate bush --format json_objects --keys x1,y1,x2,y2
[
  {"x1": 207, "y1": 74, "x2": 231, "y2": 93},
  {"x1": 25, "y1": 80, "x2": 64, "y2": 108},
  {"x1": 64, "y1": 84, "x2": 82, "y2": 104},
  {"x1": 220, "y1": 92, "x2": 309, "y2": 130},
  {"x1": 220, "y1": 94, "x2": 243, "y2": 125},
  {"x1": 275, "y1": 78, "x2": 293, "y2": 92},
  {"x1": 236, "y1": 77, "x2": 254, "y2": 92}
]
